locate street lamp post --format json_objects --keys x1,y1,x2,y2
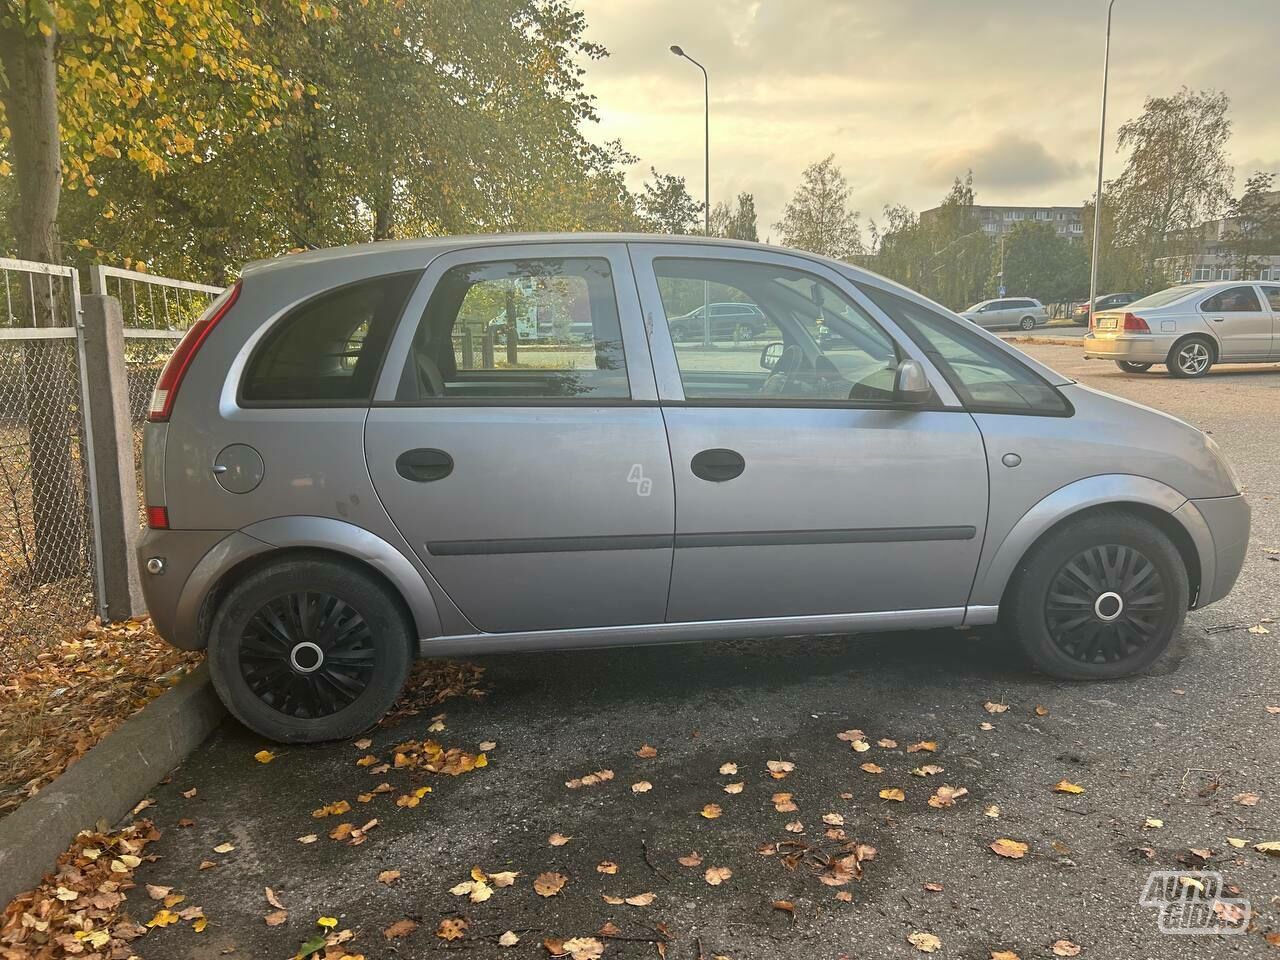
[
  {"x1": 669, "y1": 45, "x2": 709, "y2": 236},
  {"x1": 1087, "y1": 0, "x2": 1118, "y2": 329}
]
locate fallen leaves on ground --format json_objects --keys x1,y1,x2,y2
[
  {"x1": 566, "y1": 768, "x2": 614, "y2": 789},
  {"x1": 254, "y1": 749, "x2": 275, "y2": 764},
  {"x1": 632, "y1": 781, "x2": 652, "y2": 794},
  {"x1": 719, "y1": 762, "x2": 738, "y2": 775},
  {"x1": 549, "y1": 833, "x2": 572, "y2": 846},
  {"x1": 772, "y1": 792, "x2": 797, "y2": 813},
  {"x1": 1051, "y1": 939, "x2": 1082, "y2": 957},
  {"x1": 984, "y1": 701, "x2": 1009, "y2": 714},
  {"x1": 766, "y1": 759, "x2": 795, "y2": 778},
  {"x1": 1144, "y1": 818, "x2": 1164, "y2": 829},
  {"x1": 0, "y1": 617, "x2": 201, "y2": 816},
  {"x1": 860, "y1": 762, "x2": 884, "y2": 774},
  {"x1": 394, "y1": 739, "x2": 487, "y2": 776},
  {"x1": 534, "y1": 872, "x2": 568, "y2": 897},
  {"x1": 912, "y1": 764, "x2": 944, "y2": 777},
  {"x1": 1234, "y1": 792, "x2": 1260, "y2": 806},
  {"x1": 1053, "y1": 780, "x2": 1085, "y2": 794},
  {"x1": 380, "y1": 659, "x2": 486, "y2": 726},
  {"x1": 0, "y1": 818, "x2": 164, "y2": 955},
  {"x1": 635, "y1": 744, "x2": 658, "y2": 758},
  {"x1": 906, "y1": 741, "x2": 938, "y2": 753},
  {"x1": 723, "y1": 781, "x2": 744, "y2": 794},
  {"x1": 499, "y1": 930, "x2": 520, "y2": 946},
  {"x1": 1254, "y1": 841, "x2": 1280, "y2": 855},
  {"x1": 704, "y1": 866, "x2": 733, "y2": 885},
  {"x1": 678, "y1": 851, "x2": 703, "y2": 867},
  {"x1": 377, "y1": 869, "x2": 401, "y2": 885},
  {"x1": 436, "y1": 917, "x2": 467, "y2": 941},
  {"x1": 928, "y1": 785, "x2": 969, "y2": 809},
  {"x1": 384, "y1": 918, "x2": 418, "y2": 939},
  {"x1": 879, "y1": 788, "x2": 905, "y2": 802},
  {"x1": 596, "y1": 861, "x2": 618, "y2": 874},
  {"x1": 908, "y1": 931, "x2": 942, "y2": 952},
  {"x1": 990, "y1": 838, "x2": 1029, "y2": 859},
  {"x1": 701, "y1": 803, "x2": 722, "y2": 819}
]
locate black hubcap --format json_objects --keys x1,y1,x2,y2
[
  {"x1": 1044, "y1": 545, "x2": 1166, "y2": 664},
  {"x1": 238, "y1": 592, "x2": 375, "y2": 718}
]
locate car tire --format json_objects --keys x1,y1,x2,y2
[
  {"x1": 1115, "y1": 361, "x2": 1153, "y2": 373},
  {"x1": 1019, "y1": 316, "x2": 1036, "y2": 331},
  {"x1": 1004, "y1": 511, "x2": 1188, "y2": 681},
  {"x1": 1168, "y1": 336, "x2": 1215, "y2": 378},
  {"x1": 208, "y1": 555, "x2": 413, "y2": 743}
]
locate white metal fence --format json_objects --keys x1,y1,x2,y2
[{"x1": 0, "y1": 258, "x2": 221, "y2": 669}]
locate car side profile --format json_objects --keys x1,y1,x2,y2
[
  {"x1": 136, "y1": 235, "x2": 1250, "y2": 742},
  {"x1": 1083, "y1": 280, "x2": 1280, "y2": 377},
  {"x1": 668, "y1": 301, "x2": 769, "y2": 340},
  {"x1": 960, "y1": 297, "x2": 1049, "y2": 331}
]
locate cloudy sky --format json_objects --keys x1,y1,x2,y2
[{"x1": 574, "y1": 0, "x2": 1280, "y2": 237}]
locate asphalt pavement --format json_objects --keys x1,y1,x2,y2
[{"x1": 127, "y1": 343, "x2": 1280, "y2": 960}]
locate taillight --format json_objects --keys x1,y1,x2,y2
[
  {"x1": 1122, "y1": 312, "x2": 1149, "y2": 332},
  {"x1": 148, "y1": 280, "x2": 241, "y2": 422},
  {"x1": 146, "y1": 505, "x2": 170, "y2": 529}
]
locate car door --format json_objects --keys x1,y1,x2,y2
[
  {"x1": 1260, "y1": 284, "x2": 1280, "y2": 358},
  {"x1": 629, "y1": 242, "x2": 989, "y2": 624},
  {"x1": 1198, "y1": 285, "x2": 1272, "y2": 359},
  {"x1": 366, "y1": 241, "x2": 674, "y2": 633}
]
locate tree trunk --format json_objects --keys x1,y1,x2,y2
[{"x1": 0, "y1": 22, "x2": 85, "y2": 583}]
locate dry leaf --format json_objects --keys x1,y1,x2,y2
[
  {"x1": 678, "y1": 851, "x2": 703, "y2": 867},
  {"x1": 1034, "y1": 705, "x2": 1049, "y2": 717},
  {"x1": 851, "y1": 739, "x2": 871, "y2": 753},
  {"x1": 378, "y1": 870, "x2": 401, "y2": 885},
  {"x1": 1248, "y1": 624, "x2": 1270, "y2": 635},
  {"x1": 772, "y1": 792, "x2": 797, "y2": 813},
  {"x1": 264, "y1": 910, "x2": 288, "y2": 927},
  {"x1": 146, "y1": 884, "x2": 172, "y2": 901},
  {"x1": 928, "y1": 784, "x2": 969, "y2": 808},
  {"x1": 766, "y1": 759, "x2": 795, "y2": 778},
  {"x1": 596, "y1": 861, "x2": 618, "y2": 874},
  {"x1": 984, "y1": 701, "x2": 1009, "y2": 714},
  {"x1": 212, "y1": 842, "x2": 235, "y2": 854},
  {"x1": 497, "y1": 930, "x2": 519, "y2": 947},
  {"x1": 992, "y1": 952, "x2": 1021, "y2": 960},
  {"x1": 1144, "y1": 818, "x2": 1164, "y2": 829},
  {"x1": 562, "y1": 937, "x2": 604, "y2": 960},
  {"x1": 980, "y1": 722, "x2": 995, "y2": 731},
  {"x1": 549, "y1": 832, "x2": 572, "y2": 846},
  {"x1": 861, "y1": 762, "x2": 884, "y2": 774},
  {"x1": 490, "y1": 870, "x2": 518, "y2": 887},
  {"x1": 701, "y1": 803, "x2": 722, "y2": 819},
  {"x1": 912, "y1": 764, "x2": 944, "y2": 777},
  {"x1": 719, "y1": 762, "x2": 738, "y2": 775},
  {"x1": 636, "y1": 744, "x2": 658, "y2": 758},
  {"x1": 1234, "y1": 792, "x2": 1260, "y2": 806},
  {"x1": 923, "y1": 882, "x2": 944, "y2": 892},
  {"x1": 296, "y1": 834, "x2": 318, "y2": 844},
  {"x1": 265, "y1": 887, "x2": 286, "y2": 910},
  {"x1": 907, "y1": 741, "x2": 937, "y2": 753},
  {"x1": 704, "y1": 866, "x2": 732, "y2": 885},
  {"x1": 823, "y1": 812, "x2": 845, "y2": 826},
  {"x1": 625, "y1": 891, "x2": 656, "y2": 906},
  {"x1": 479, "y1": 739, "x2": 497, "y2": 751},
  {"x1": 1226, "y1": 837, "x2": 1247, "y2": 848},
  {"x1": 984, "y1": 804, "x2": 1001, "y2": 818},
  {"x1": 908, "y1": 931, "x2": 942, "y2": 953},
  {"x1": 353, "y1": 737, "x2": 372, "y2": 749},
  {"x1": 1053, "y1": 780, "x2": 1086, "y2": 794},
  {"x1": 879, "y1": 788, "x2": 905, "y2": 802},
  {"x1": 1254, "y1": 840, "x2": 1280, "y2": 855},
  {"x1": 1051, "y1": 940, "x2": 1081, "y2": 957},
  {"x1": 784, "y1": 820, "x2": 804, "y2": 833},
  {"x1": 436, "y1": 917, "x2": 467, "y2": 941},
  {"x1": 877, "y1": 738, "x2": 897, "y2": 748},
  {"x1": 534, "y1": 871, "x2": 568, "y2": 897},
  {"x1": 836, "y1": 729, "x2": 865, "y2": 742},
  {"x1": 990, "y1": 838, "x2": 1029, "y2": 859},
  {"x1": 254, "y1": 750, "x2": 275, "y2": 764},
  {"x1": 723, "y1": 781, "x2": 744, "y2": 794},
  {"x1": 835, "y1": 890, "x2": 853, "y2": 902},
  {"x1": 632, "y1": 781, "x2": 653, "y2": 794}
]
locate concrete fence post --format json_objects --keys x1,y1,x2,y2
[{"x1": 80, "y1": 294, "x2": 145, "y2": 621}]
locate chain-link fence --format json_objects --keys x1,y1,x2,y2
[{"x1": 0, "y1": 260, "x2": 96, "y2": 670}]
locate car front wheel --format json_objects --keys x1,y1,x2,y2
[
  {"x1": 1115, "y1": 361, "x2": 1153, "y2": 373},
  {"x1": 1004, "y1": 511, "x2": 1188, "y2": 680},
  {"x1": 208, "y1": 555, "x2": 413, "y2": 743}
]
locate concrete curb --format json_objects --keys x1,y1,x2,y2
[
  {"x1": 1000, "y1": 334, "x2": 1085, "y2": 347},
  {"x1": 0, "y1": 662, "x2": 225, "y2": 907}
]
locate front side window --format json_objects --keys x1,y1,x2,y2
[
  {"x1": 654, "y1": 258, "x2": 901, "y2": 404},
  {"x1": 1261, "y1": 285, "x2": 1280, "y2": 311},
  {"x1": 398, "y1": 258, "x2": 629, "y2": 401},
  {"x1": 1200, "y1": 285, "x2": 1262, "y2": 313},
  {"x1": 242, "y1": 272, "x2": 418, "y2": 404},
  {"x1": 857, "y1": 283, "x2": 1069, "y2": 416}
]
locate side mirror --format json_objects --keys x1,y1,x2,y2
[
  {"x1": 893, "y1": 359, "x2": 932, "y2": 405},
  {"x1": 760, "y1": 342, "x2": 784, "y2": 370}
]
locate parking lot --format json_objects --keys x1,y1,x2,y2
[{"x1": 128, "y1": 342, "x2": 1280, "y2": 960}]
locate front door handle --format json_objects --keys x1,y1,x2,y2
[
  {"x1": 396, "y1": 448, "x2": 454, "y2": 482},
  {"x1": 1209, "y1": 315, "x2": 1224, "y2": 323},
  {"x1": 691, "y1": 448, "x2": 745, "y2": 482}
]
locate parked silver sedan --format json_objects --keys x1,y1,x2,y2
[
  {"x1": 1083, "y1": 280, "x2": 1280, "y2": 377},
  {"x1": 960, "y1": 297, "x2": 1049, "y2": 331},
  {"x1": 135, "y1": 235, "x2": 1249, "y2": 742}
]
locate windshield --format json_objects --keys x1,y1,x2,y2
[{"x1": 1127, "y1": 286, "x2": 1198, "y2": 310}]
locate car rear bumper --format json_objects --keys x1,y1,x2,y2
[
  {"x1": 1082, "y1": 333, "x2": 1175, "y2": 362},
  {"x1": 136, "y1": 528, "x2": 257, "y2": 649},
  {"x1": 1186, "y1": 493, "x2": 1251, "y2": 607}
]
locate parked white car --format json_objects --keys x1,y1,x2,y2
[
  {"x1": 1083, "y1": 280, "x2": 1280, "y2": 377},
  {"x1": 960, "y1": 297, "x2": 1049, "y2": 331}
]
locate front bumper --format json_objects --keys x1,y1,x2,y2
[
  {"x1": 1082, "y1": 332, "x2": 1176, "y2": 363},
  {"x1": 1187, "y1": 494, "x2": 1251, "y2": 607}
]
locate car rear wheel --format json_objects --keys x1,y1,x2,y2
[
  {"x1": 1115, "y1": 361, "x2": 1153, "y2": 373},
  {"x1": 1168, "y1": 336, "x2": 1214, "y2": 378},
  {"x1": 1004, "y1": 511, "x2": 1187, "y2": 680},
  {"x1": 208, "y1": 556, "x2": 413, "y2": 743},
  {"x1": 1019, "y1": 315, "x2": 1036, "y2": 331}
]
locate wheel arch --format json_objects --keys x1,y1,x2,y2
[
  {"x1": 174, "y1": 518, "x2": 442, "y2": 651},
  {"x1": 972, "y1": 475, "x2": 1211, "y2": 613}
]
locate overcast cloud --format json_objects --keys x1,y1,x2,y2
[{"x1": 575, "y1": 0, "x2": 1280, "y2": 237}]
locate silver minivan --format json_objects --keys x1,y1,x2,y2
[{"x1": 137, "y1": 235, "x2": 1250, "y2": 742}]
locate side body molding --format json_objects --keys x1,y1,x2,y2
[
  {"x1": 241, "y1": 516, "x2": 444, "y2": 640},
  {"x1": 969, "y1": 474, "x2": 1214, "y2": 609}
]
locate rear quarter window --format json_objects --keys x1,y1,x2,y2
[{"x1": 241, "y1": 272, "x2": 419, "y2": 405}]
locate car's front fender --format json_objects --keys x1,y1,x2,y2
[{"x1": 968, "y1": 474, "x2": 1214, "y2": 611}]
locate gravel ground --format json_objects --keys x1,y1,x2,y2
[{"x1": 128, "y1": 344, "x2": 1280, "y2": 960}]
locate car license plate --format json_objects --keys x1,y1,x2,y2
[{"x1": 1096, "y1": 317, "x2": 1117, "y2": 330}]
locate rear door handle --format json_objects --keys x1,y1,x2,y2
[
  {"x1": 1209, "y1": 316, "x2": 1224, "y2": 323},
  {"x1": 690, "y1": 448, "x2": 745, "y2": 482},
  {"x1": 396, "y1": 448, "x2": 454, "y2": 482}
]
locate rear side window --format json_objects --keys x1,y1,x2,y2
[
  {"x1": 1200, "y1": 286, "x2": 1261, "y2": 313},
  {"x1": 242, "y1": 273, "x2": 418, "y2": 404},
  {"x1": 856, "y1": 284, "x2": 1069, "y2": 416}
]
